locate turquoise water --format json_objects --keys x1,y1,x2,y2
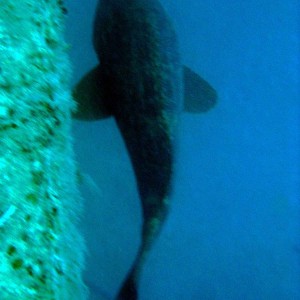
[{"x1": 65, "y1": 0, "x2": 300, "y2": 299}]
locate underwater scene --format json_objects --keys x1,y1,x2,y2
[{"x1": 65, "y1": 0, "x2": 299, "y2": 299}]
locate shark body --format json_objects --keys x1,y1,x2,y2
[{"x1": 73, "y1": 0, "x2": 217, "y2": 299}]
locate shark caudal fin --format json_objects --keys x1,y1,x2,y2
[
  {"x1": 116, "y1": 242, "x2": 149, "y2": 300},
  {"x1": 116, "y1": 274, "x2": 138, "y2": 300},
  {"x1": 183, "y1": 66, "x2": 218, "y2": 113},
  {"x1": 116, "y1": 199, "x2": 168, "y2": 300},
  {"x1": 72, "y1": 65, "x2": 111, "y2": 120},
  {"x1": 116, "y1": 246, "x2": 144, "y2": 300}
]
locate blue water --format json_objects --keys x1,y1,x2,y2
[{"x1": 64, "y1": 0, "x2": 300, "y2": 299}]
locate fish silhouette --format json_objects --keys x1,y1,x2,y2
[{"x1": 73, "y1": 0, "x2": 217, "y2": 299}]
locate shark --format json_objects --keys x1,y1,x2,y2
[{"x1": 72, "y1": 0, "x2": 217, "y2": 299}]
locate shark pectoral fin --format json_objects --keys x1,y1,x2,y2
[
  {"x1": 72, "y1": 65, "x2": 111, "y2": 120},
  {"x1": 183, "y1": 66, "x2": 218, "y2": 113}
]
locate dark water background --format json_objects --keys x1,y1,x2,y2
[{"x1": 64, "y1": 0, "x2": 300, "y2": 299}]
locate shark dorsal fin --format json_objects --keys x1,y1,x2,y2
[{"x1": 183, "y1": 66, "x2": 217, "y2": 113}]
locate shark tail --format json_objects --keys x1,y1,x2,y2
[
  {"x1": 116, "y1": 198, "x2": 168, "y2": 300},
  {"x1": 116, "y1": 272, "x2": 137, "y2": 300},
  {"x1": 116, "y1": 243, "x2": 146, "y2": 300}
]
